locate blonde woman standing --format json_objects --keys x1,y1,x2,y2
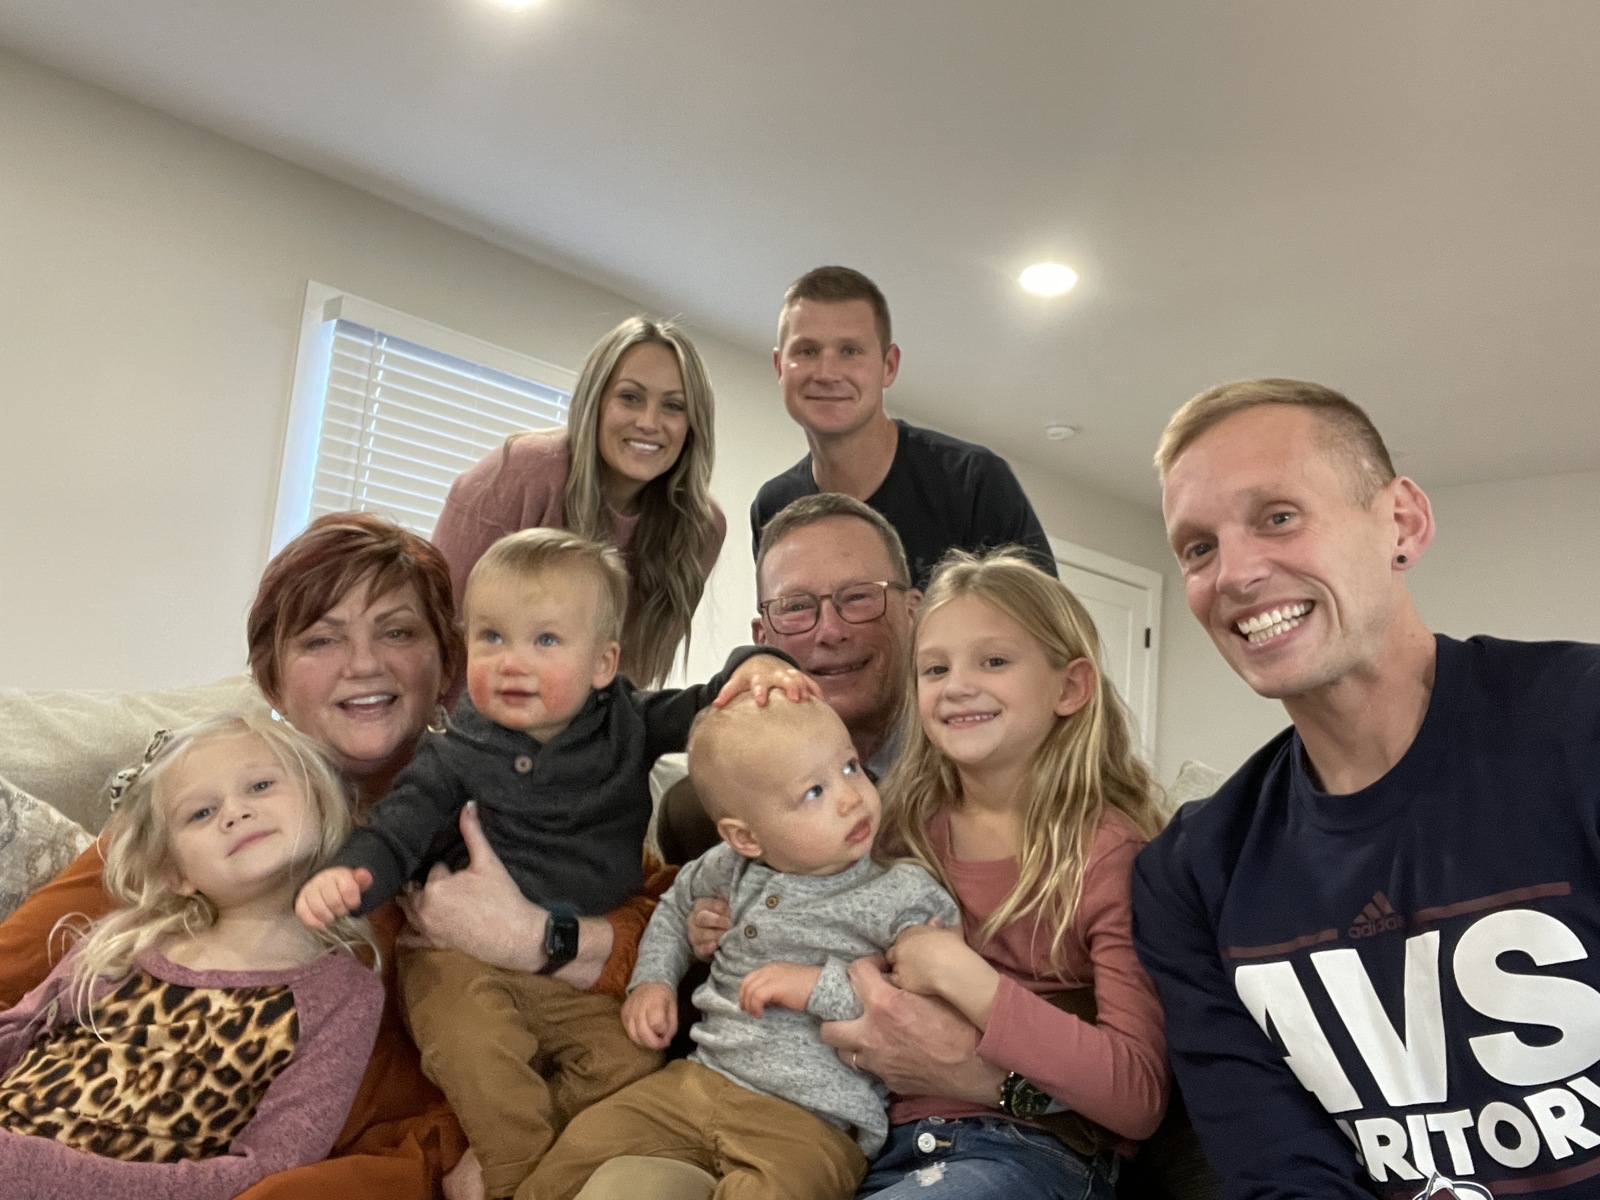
[{"x1": 433, "y1": 317, "x2": 725, "y2": 687}]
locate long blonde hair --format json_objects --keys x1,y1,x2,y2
[
  {"x1": 67, "y1": 713, "x2": 373, "y2": 1017},
  {"x1": 881, "y1": 551, "x2": 1165, "y2": 978},
  {"x1": 561, "y1": 316, "x2": 718, "y2": 686}
]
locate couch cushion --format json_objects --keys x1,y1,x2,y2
[
  {"x1": 0, "y1": 676, "x2": 266, "y2": 834},
  {"x1": 0, "y1": 775, "x2": 95, "y2": 920}
]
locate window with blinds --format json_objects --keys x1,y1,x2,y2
[{"x1": 307, "y1": 320, "x2": 571, "y2": 536}]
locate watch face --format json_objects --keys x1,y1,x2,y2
[
  {"x1": 1011, "y1": 1079, "x2": 1052, "y2": 1119},
  {"x1": 544, "y1": 914, "x2": 581, "y2": 969}
]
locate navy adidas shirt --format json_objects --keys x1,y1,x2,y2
[{"x1": 1134, "y1": 635, "x2": 1600, "y2": 1199}]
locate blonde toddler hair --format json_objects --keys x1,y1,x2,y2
[{"x1": 66, "y1": 712, "x2": 373, "y2": 1017}]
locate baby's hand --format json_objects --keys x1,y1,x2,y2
[
  {"x1": 687, "y1": 895, "x2": 731, "y2": 962},
  {"x1": 295, "y1": 866, "x2": 372, "y2": 930},
  {"x1": 713, "y1": 654, "x2": 822, "y2": 709},
  {"x1": 885, "y1": 921, "x2": 973, "y2": 998},
  {"x1": 623, "y1": 982, "x2": 678, "y2": 1050},
  {"x1": 739, "y1": 962, "x2": 823, "y2": 1018}
]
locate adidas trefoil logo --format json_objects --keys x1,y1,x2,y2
[
  {"x1": 1348, "y1": 891, "x2": 1405, "y2": 938},
  {"x1": 1410, "y1": 1170, "x2": 1493, "y2": 1200}
]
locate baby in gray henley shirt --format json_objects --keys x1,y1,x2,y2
[{"x1": 527, "y1": 694, "x2": 960, "y2": 1199}]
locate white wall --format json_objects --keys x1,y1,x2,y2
[
  {"x1": 0, "y1": 50, "x2": 1192, "y2": 764},
  {"x1": 1410, "y1": 469, "x2": 1600, "y2": 645},
  {"x1": 0, "y1": 48, "x2": 791, "y2": 692},
  {"x1": 17, "y1": 52, "x2": 1582, "y2": 791}
]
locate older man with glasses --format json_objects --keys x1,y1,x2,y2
[{"x1": 750, "y1": 494, "x2": 919, "y2": 777}]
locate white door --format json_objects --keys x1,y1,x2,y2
[{"x1": 1050, "y1": 539, "x2": 1162, "y2": 762}]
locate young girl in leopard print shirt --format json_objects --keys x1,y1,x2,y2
[{"x1": 0, "y1": 713, "x2": 383, "y2": 1200}]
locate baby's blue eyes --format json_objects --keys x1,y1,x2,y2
[{"x1": 537, "y1": 633, "x2": 558, "y2": 647}]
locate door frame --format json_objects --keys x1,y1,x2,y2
[{"x1": 1048, "y1": 536, "x2": 1163, "y2": 762}]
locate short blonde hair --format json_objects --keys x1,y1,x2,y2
[
  {"x1": 1155, "y1": 378, "x2": 1396, "y2": 504},
  {"x1": 687, "y1": 695, "x2": 845, "y2": 822},
  {"x1": 465, "y1": 527, "x2": 629, "y2": 645}
]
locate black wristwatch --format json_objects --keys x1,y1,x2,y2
[
  {"x1": 999, "y1": 1071, "x2": 1054, "y2": 1119},
  {"x1": 538, "y1": 911, "x2": 581, "y2": 975}
]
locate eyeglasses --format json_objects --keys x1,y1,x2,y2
[{"x1": 758, "y1": 581, "x2": 909, "y2": 635}]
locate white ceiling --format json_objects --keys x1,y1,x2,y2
[{"x1": 4, "y1": 1, "x2": 1599, "y2": 508}]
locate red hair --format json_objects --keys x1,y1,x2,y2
[{"x1": 248, "y1": 513, "x2": 461, "y2": 703}]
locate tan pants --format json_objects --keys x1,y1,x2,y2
[
  {"x1": 400, "y1": 945, "x2": 662, "y2": 1200},
  {"x1": 523, "y1": 1059, "x2": 867, "y2": 1200}
]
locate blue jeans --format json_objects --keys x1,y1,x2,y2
[{"x1": 857, "y1": 1117, "x2": 1118, "y2": 1200}]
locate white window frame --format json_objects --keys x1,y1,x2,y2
[{"x1": 271, "y1": 281, "x2": 580, "y2": 556}]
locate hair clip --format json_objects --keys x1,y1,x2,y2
[{"x1": 107, "y1": 728, "x2": 175, "y2": 811}]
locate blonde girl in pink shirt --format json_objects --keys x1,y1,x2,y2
[{"x1": 862, "y1": 549, "x2": 1169, "y2": 1200}]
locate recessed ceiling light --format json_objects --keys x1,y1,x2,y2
[
  {"x1": 485, "y1": 0, "x2": 542, "y2": 10},
  {"x1": 1045, "y1": 424, "x2": 1078, "y2": 441},
  {"x1": 1020, "y1": 263, "x2": 1078, "y2": 297}
]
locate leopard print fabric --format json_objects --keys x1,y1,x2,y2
[{"x1": 0, "y1": 968, "x2": 299, "y2": 1161}]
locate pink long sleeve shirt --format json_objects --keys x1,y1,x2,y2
[{"x1": 890, "y1": 809, "x2": 1170, "y2": 1146}]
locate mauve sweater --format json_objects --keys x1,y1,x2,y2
[
  {"x1": 430, "y1": 429, "x2": 727, "y2": 647},
  {"x1": 0, "y1": 946, "x2": 383, "y2": 1200}
]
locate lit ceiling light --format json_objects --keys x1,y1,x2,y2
[
  {"x1": 486, "y1": 0, "x2": 542, "y2": 10},
  {"x1": 1020, "y1": 263, "x2": 1078, "y2": 297},
  {"x1": 1045, "y1": 424, "x2": 1078, "y2": 441}
]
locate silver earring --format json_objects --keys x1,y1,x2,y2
[{"x1": 428, "y1": 704, "x2": 448, "y2": 734}]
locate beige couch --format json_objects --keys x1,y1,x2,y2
[{"x1": 0, "y1": 676, "x2": 265, "y2": 916}]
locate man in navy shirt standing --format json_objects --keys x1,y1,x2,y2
[
  {"x1": 1134, "y1": 378, "x2": 1600, "y2": 1198},
  {"x1": 751, "y1": 265, "x2": 1056, "y2": 589}
]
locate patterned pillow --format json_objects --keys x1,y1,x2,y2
[{"x1": 0, "y1": 774, "x2": 94, "y2": 920}]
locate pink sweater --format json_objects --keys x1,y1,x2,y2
[
  {"x1": 0, "y1": 947, "x2": 383, "y2": 1200},
  {"x1": 890, "y1": 810, "x2": 1170, "y2": 1144},
  {"x1": 430, "y1": 430, "x2": 727, "y2": 647}
]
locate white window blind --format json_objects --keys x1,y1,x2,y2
[{"x1": 309, "y1": 320, "x2": 572, "y2": 535}]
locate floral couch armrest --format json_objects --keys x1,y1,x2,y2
[{"x1": 0, "y1": 775, "x2": 94, "y2": 921}]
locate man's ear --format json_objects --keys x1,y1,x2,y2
[
  {"x1": 904, "y1": 587, "x2": 922, "y2": 618},
  {"x1": 1388, "y1": 476, "x2": 1435, "y2": 571},
  {"x1": 1055, "y1": 657, "x2": 1097, "y2": 719},
  {"x1": 881, "y1": 342, "x2": 901, "y2": 389},
  {"x1": 751, "y1": 615, "x2": 768, "y2": 646},
  {"x1": 592, "y1": 641, "x2": 621, "y2": 689},
  {"x1": 716, "y1": 816, "x2": 763, "y2": 861}
]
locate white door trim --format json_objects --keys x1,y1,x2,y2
[{"x1": 1047, "y1": 536, "x2": 1163, "y2": 761}]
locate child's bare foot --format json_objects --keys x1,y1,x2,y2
[{"x1": 443, "y1": 1147, "x2": 486, "y2": 1200}]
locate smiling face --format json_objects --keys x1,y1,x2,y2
[
  {"x1": 163, "y1": 731, "x2": 321, "y2": 911},
  {"x1": 464, "y1": 564, "x2": 620, "y2": 743},
  {"x1": 275, "y1": 579, "x2": 445, "y2": 791},
  {"x1": 774, "y1": 298, "x2": 900, "y2": 442},
  {"x1": 703, "y1": 698, "x2": 882, "y2": 877},
  {"x1": 915, "y1": 593, "x2": 1086, "y2": 786},
  {"x1": 754, "y1": 515, "x2": 917, "y2": 754},
  {"x1": 595, "y1": 341, "x2": 690, "y2": 514},
  {"x1": 1162, "y1": 404, "x2": 1417, "y2": 701}
]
